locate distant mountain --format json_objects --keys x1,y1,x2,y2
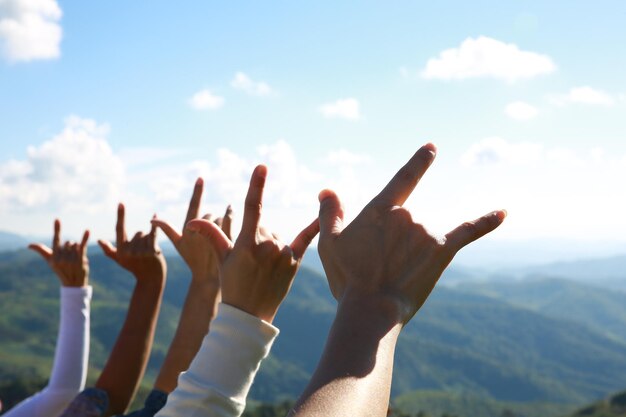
[
  {"x1": 506, "y1": 255, "x2": 626, "y2": 289},
  {"x1": 0, "y1": 231, "x2": 28, "y2": 252},
  {"x1": 454, "y1": 238, "x2": 626, "y2": 269}
]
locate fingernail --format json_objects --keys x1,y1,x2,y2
[{"x1": 256, "y1": 165, "x2": 268, "y2": 178}]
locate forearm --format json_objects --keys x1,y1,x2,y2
[
  {"x1": 96, "y1": 277, "x2": 165, "y2": 417},
  {"x1": 5, "y1": 286, "x2": 92, "y2": 417},
  {"x1": 154, "y1": 277, "x2": 220, "y2": 393},
  {"x1": 290, "y1": 294, "x2": 402, "y2": 417},
  {"x1": 156, "y1": 303, "x2": 279, "y2": 417}
]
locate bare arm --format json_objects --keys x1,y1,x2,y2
[
  {"x1": 152, "y1": 178, "x2": 233, "y2": 393},
  {"x1": 290, "y1": 144, "x2": 506, "y2": 416},
  {"x1": 96, "y1": 204, "x2": 167, "y2": 417}
]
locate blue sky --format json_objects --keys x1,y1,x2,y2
[{"x1": 1, "y1": 1, "x2": 626, "y2": 265}]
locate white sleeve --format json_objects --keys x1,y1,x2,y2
[
  {"x1": 156, "y1": 303, "x2": 279, "y2": 417},
  {"x1": 5, "y1": 286, "x2": 92, "y2": 417}
]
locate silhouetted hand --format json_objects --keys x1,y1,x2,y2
[
  {"x1": 151, "y1": 178, "x2": 233, "y2": 284},
  {"x1": 29, "y1": 219, "x2": 90, "y2": 287},
  {"x1": 317, "y1": 143, "x2": 506, "y2": 325},
  {"x1": 188, "y1": 165, "x2": 319, "y2": 323},
  {"x1": 98, "y1": 203, "x2": 166, "y2": 282}
]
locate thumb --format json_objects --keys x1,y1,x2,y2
[
  {"x1": 186, "y1": 219, "x2": 232, "y2": 263},
  {"x1": 28, "y1": 243, "x2": 52, "y2": 261},
  {"x1": 151, "y1": 218, "x2": 182, "y2": 245},
  {"x1": 97, "y1": 239, "x2": 118, "y2": 260},
  {"x1": 318, "y1": 189, "x2": 344, "y2": 239}
]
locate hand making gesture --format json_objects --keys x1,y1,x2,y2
[
  {"x1": 188, "y1": 165, "x2": 319, "y2": 323},
  {"x1": 152, "y1": 178, "x2": 233, "y2": 284},
  {"x1": 97, "y1": 203, "x2": 166, "y2": 281},
  {"x1": 93, "y1": 203, "x2": 167, "y2": 416},
  {"x1": 318, "y1": 143, "x2": 506, "y2": 324},
  {"x1": 29, "y1": 219, "x2": 90, "y2": 287},
  {"x1": 150, "y1": 178, "x2": 234, "y2": 394},
  {"x1": 291, "y1": 143, "x2": 506, "y2": 417}
]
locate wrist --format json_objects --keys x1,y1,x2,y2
[
  {"x1": 134, "y1": 274, "x2": 166, "y2": 291},
  {"x1": 191, "y1": 271, "x2": 220, "y2": 287},
  {"x1": 338, "y1": 288, "x2": 407, "y2": 329}
]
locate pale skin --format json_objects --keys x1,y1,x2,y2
[
  {"x1": 95, "y1": 203, "x2": 167, "y2": 417},
  {"x1": 187, "y1": 164, "x2": 320, "y2": 324},
  {"x1": 29, "y1": 219, "x2": 90, "y2": 288},
  {"x1": 151, "y1": 177, "x2": 233, "y2": 393},
  {"x1": 289, "y1": 143, "x2": 507, "y2": 417}
]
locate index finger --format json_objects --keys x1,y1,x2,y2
[
  {"x1": 116, "y1": 203, "x2": 127, "y2": 247},
  {"x1": 52, "y1": 219, "x2": 61, "y2": 251},
  {"x1": 240, "y1": 165, "x2": 267, "y2": 239},
  {"x1": 184, "y1": 178, "x2": 204, "y2": 227},
  {"x1": 372, "y1": 143, "x2": 436, "y2": 207}
]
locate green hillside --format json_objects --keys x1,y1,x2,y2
[
  {"x1": 566, "y1": 390, "x2": 626, "y2": 417},
  {"x1": 3, "y1": 249, "x2": 626, "y2": 415},
  {"x1": 393, "y1": 390, "x2": 575, "y2": 417},
  {"x1": 458, "y1": 278, "x2": 626, "y2": 343}
]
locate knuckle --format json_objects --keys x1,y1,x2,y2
[
  {"x1": 461, "y1": 221, "x2": 479, "y2": 236},
  {"x1": 245, "y1": 201, "x2": 262, "y2": 213}
]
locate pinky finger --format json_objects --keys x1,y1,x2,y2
[
  {"x1": 444, "y1": 210, "x2": 507, "y2": 254},
  {"x1": 290, "y1": 218, "x2": 320, "y2": 260}
]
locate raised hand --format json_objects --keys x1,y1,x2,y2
[
  {"x1": 94, "y1": 203, "x2": 167, "y2": 416},
  {"x1": 188, "y1": 165, "x2": 319, "y2": 323},
  {"x1": 97, "y1": 203, "x2": 166, "y2": 281},
  {"x1": 318, "y1": 143, "x2": 506, "y2": 325},
  {"x1": 151, "y1": 178, "x2": 233, "y2": 283},
  {"x1": 29, "y1": 219, "x2": 90, "y2": 287},
  {"x1": 151, "y1": 178, "x2": 234, "y2": 394},
  {"x1": 290, "y1": 144, "x2": 506, "y2": 417}
]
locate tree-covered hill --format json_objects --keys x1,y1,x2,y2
[
  {"x1": 3, "y1": 249, "x2": 626, "y2": 415},
  {"x1": 458, "y1": 278, "x2": 626, "y2": 343},
  {"x1": 565, "y1": 390, "x2": 626, "y2": 417}
]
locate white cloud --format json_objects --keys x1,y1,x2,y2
[
  {"x1": 0, "y1": 116, "x2": 124, "y2": 212},
  {"x1": 550, "y1": 86, "x2": 615, "y2": 106},
  {"x1": 189, "y1": 89, "x2": 224, "y2": 110},
  {"x1": 0, "y1": 0, "x2": 62, "y2": 62},
  {"x1": 505, "y1": 101, "x2": 539, "y2": 121},
  {"x1": 421, "y1": 36, "x2": 556, "y2": 82},
  {"x1": 461, "y1": 137, "x2": 543, "y2": 167},
  {"x1": 231, "y1": 71, "x2": 273, "y2": 96},
  {"x1": 319, "y1": 98, "x2": 361, "y2": 120}
]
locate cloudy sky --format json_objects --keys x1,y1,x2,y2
[{"x1": 1, "y1": 1, "x2": 625, "y2": 265}]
